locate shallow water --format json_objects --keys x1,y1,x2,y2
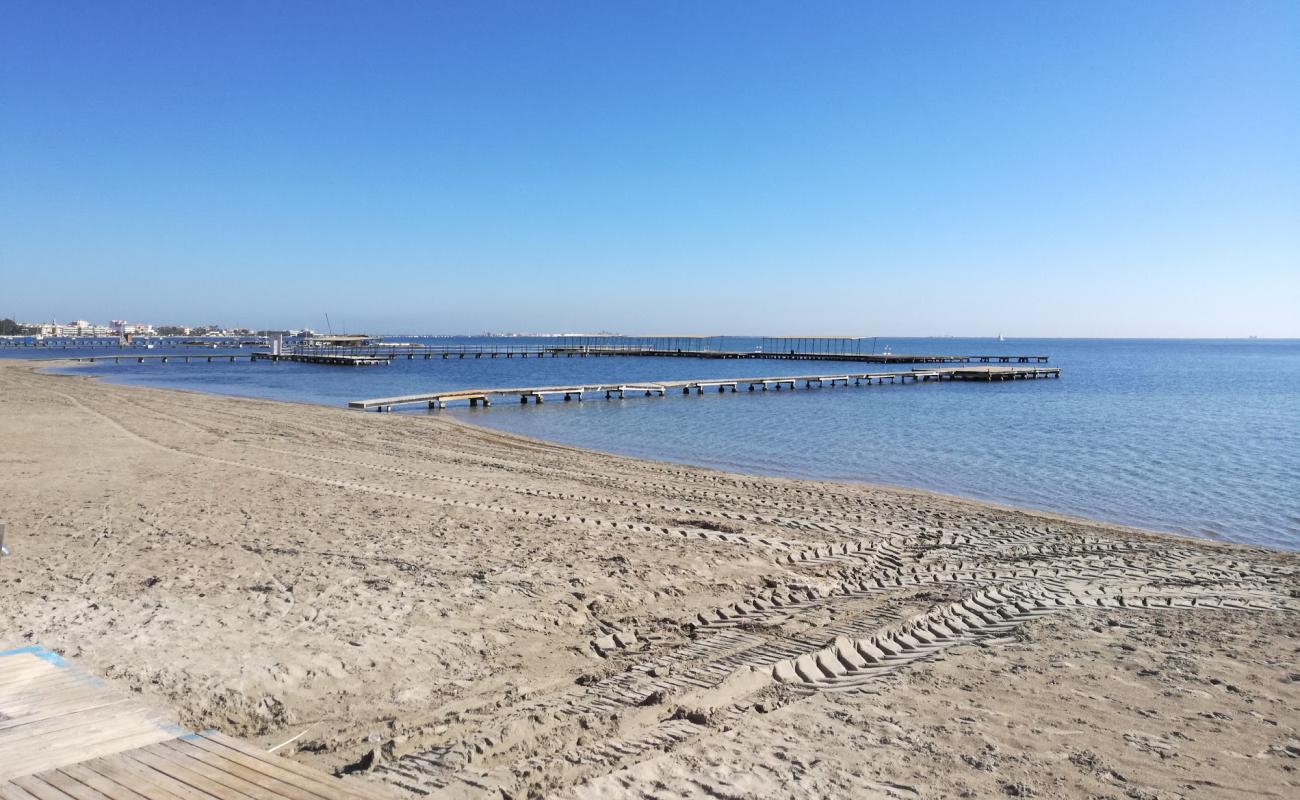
[{"x1": 27, "y1": 337, "x2": 1300, "y2": 550}]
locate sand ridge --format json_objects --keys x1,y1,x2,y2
[{"x1": 0, "y1": 361, "x2": 1296, "y2": 798}]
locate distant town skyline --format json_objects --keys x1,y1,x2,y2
[{"x1": 2, "y1": 2, "x2": 1297, "y2": 337}]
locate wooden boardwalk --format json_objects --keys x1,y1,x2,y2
[
  {"x1": 64, "y1": 347, "x2": 1050, "y2": 368},
  {"x1": 0, "y1": 645, "x2": 392, "y2": 799},
  {"x1": 69, "y1": 353, "x2": 391, "y2": 366},
  {"x1": 72, "y1": 354, "x2": 253, "y2": 364},
  {"x1": 350, "y1": 365, "x2": 1061, "y2": 410},
  {"x1": 317, "y1": 345, "x2": 1050, "y2": 364}
]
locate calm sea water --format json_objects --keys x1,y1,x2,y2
[{"x1": 22, "y1": 337, "x2": 1300, "y2": 551}]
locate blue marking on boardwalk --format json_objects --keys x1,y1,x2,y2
[{"x1": 0, "y1": 645, "x2": 68, "y2": 667}]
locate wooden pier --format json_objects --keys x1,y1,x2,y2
[
  {"x1": 349, "y1": 365, "x2": 1060, "y2": 411},
  {"x1": 0, "y1": 644, "x2": 392, "y2": 799},
  {"x1": 72, "y1": 354, "x2": 254, "y2": 364},
  {"x1": 311, "y1": 344, "x2": 1050, "y2": 364},
  {"x1": 68, "y1": 353, "x2": 391, "y2": 366},
  {"x1": 59, "y1": 347, "x2": 1051, "y2": 369}
]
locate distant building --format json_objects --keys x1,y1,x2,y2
[
  {"x1": 26, "y1": 320, "x2": 111, "y2": 336},
  {"x1": 109, "y1": 320, "x2": 156, "y2": 335},
  {"x1": 66, "y1": 320, "x2": 111, "y2": 336}
]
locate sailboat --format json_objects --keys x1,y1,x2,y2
[{"x1": 996, "y1": 333, "x2": 1005, "y2": 342}]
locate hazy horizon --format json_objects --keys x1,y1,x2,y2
[{"x1": 3, "y1": 1, "x2": 1297, "y2": 337}]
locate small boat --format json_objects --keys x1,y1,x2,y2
[{"x1": 996, "y1": 333, "x2": 1005, "y2": 342}]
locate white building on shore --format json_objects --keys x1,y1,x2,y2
[
  {"x1": 109, "y1": 320, "x2": 156, "y2": 335},
  {"x1": 21, "y1": 319, "x2": 156, "y2": 337}
]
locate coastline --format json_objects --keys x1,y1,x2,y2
[
  {"x1": 2, "y1": 359, "x2": 1296, "y2": 797},
  {"x1": 46, "y1": 357, "x2": 1286, "y2": 553}
]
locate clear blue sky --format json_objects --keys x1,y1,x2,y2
[{"x1": 2, "y1": 1, "x2": 1297, "y2": 336}]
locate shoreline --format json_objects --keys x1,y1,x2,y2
[
  {"x1": 45, "y1": 356, "x2": 1284, "y2": 554},
  {"x1": 435, "y1": 412, "x2": 1269, "y2": 555},
  {"x1": 2, "y1": 359, "x2": 1296, "y2": 798}
]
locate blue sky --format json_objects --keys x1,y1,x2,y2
[{"x1": 2, "y1": 1, "x2": 1297, "y2": 336}]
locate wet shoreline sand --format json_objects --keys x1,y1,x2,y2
[{"x1": 2, "y1": 360, "x2": 1296, "y2": 798}]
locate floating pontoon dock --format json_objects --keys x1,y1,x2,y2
[{"x1": 349, "y1": 365, "x2": 1060, "y2": 411}]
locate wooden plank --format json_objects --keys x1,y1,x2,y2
[
  {"x1": 51, "y1": 767, "x2": 150, "y2": 800},
  {"x1": 0, "y1": 657, "x2": 58, "y2": 680},
  {"x1": 0, "y1": 679, "x2": 106, "y2": 710},
  {"x1": 0, "y1": 782, "x2": 45, "y2": 800},
  {"x1": 7, "y1": 777, "x2": 77, "y2": 800},
  {"x1": 0, "y1": 701, "x2": 146, "y2": 742},
  {"x1": 119, "y1": 752, "x2": 249, "y2": 800},
  {"x1": 0, "y1": 725, "x2": 178, "y2": 782},
  {"x1": 194, "y1": 734, "x2": 391, "y2": 800},
  {"x1": 0, "y1": 672, "x2": 99, "y2": 697},
  {"x1": 129, "y1": 749, "x2": 271, "y2": 800},
  {"x1": 173, "y1": 737, "x2": 351, "y2": 800},
  {"x1": 16, "y1": 773, "x2": 108, "y2": 800},
  {"x1": 0, "y1": 660, "x2": 78, "y2": 684},
  {"x1": 158, "y1": 743, "x2": 320, "y2": 800},
  {"x1": 145, "y1": 744, "x2": 304, "y2": 800},
  {"x1": 0, "y1": 661, "x2": 68, "y2": 686},
  {"x1": 179, "y1": 737, "x2": 344, "y2": 798},
  {"x1": 0, "y1": 700, "x2": 163, "y2": 753},
  {"x1": 0, "y1": 699, "x2": 134, "y2": 733},
  {"x1": 0, "y1": 675, "x2": 104, "y2": 704},
  {"x1": 82, "y1": 757, "x2": 210, "y2": 800},
  {"x1": 0, "y1": 688, "x2": 128, "y2": 726}
]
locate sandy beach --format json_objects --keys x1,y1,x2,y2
[{"x1": 1, "y1": 360, "x2": 1296, "y2": 799}]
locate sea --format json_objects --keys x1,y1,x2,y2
[{"x1": 14, "y1": 337, "x2": 1299, "y2": 551}]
